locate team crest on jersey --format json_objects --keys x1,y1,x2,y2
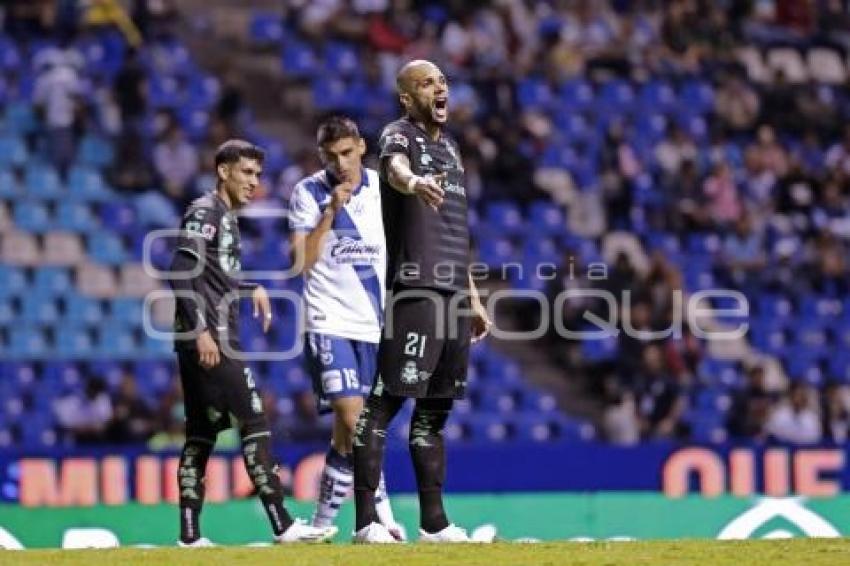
[
  {"x1": 385, "y1": 132, "x2": 408, "y2": 149},
  {"x1": 401, "y1": 360, "x2": 420, "y2": 385}
]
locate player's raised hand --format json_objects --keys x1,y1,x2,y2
[
  {"x1": 470, "y1": 299, "x2": 492, "y2": 344},
  {"x1": 329, "y1": 181, "x2": 355, "y2": 213},
  {"x1": 196, "y1": 330, "x2": 221, "y2": 369},
  {"x1": 252, "y1": 285, "x2": 273, "y2": 333},
  {"x1": 412, "y1": 172, "x2": 445, "y2": 211}
]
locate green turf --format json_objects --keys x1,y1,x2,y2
[{"x1": 3, "y1": 539, "x2": 850, "y2": 566}]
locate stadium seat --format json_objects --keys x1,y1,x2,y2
[
  {"x1": 76, "y1": 135, "x2": 115, "y2": 169},
  {"x1": 0, "y1": 168, "x2": 19, "y2": 198},
  {"x1": 75, "y1": 262, "x2": 119, "y2": 298},
  {"x1": 281, "y1": 39, "x2": 319, "y2": 78},
  {"x1": 0, "y1": 134, "x2": 28, "y2": 167},
  {"x1": 806, "y1": 47, "x2": 846, "y2": 84},
  {"x1": 42, "y1": 232, "x2": 86, "y2": 266},
  {"x1": 323, "y1": 42, "x2": 360, "y2": 77},
  {"x1": 87, "y1": 232, "x2": 128, "y2": 265},
  {"x1": 527, "y1": 201, "x2": 567, "y2": 236},
  {"x1": 33, "y1": 267, "x2": 73, "y2": 296},
  {"x1": 19, "y1": 295, "x2": 60, "y2": 324},
  {"x1": 516, "y1": 77, "x2": 554, "y2": 111},
  {"x1": 63, "y1": 294, "x2": 104, "y2": 325},
  {"x1": 56, "y1": 201, "x2": 99, "y2": 232},
  {"x1": 54, "y1": 325, "x2": 96, "y2": 358},
  {"x1": 0, "y1": 265, "x2": 27, "y2": 298},
  {"x1": 13, "y1": 201, "x2": 52, "y2": 233},
  {"x1": 766, "y1": 47, "x2": 809, "y2": 84},
  {"x1": 639, "y1": 80, "x2": 677, "y2": 112},
  {"x1": 485, "y1": 201, "x2": 524, "y2": 235},
  {"x1": 0, "y1": 230, "x2": 42, "y2": 265},
  {"x1": 249, "y1": 12, "x2": 285, "y2": 46},
  {"x1": 559, "y1": 79, "x2": 594, "y2": 111},
  {"x1": 7, "y1": 326, "x2": 48, "y2": 358},
  {"x1": 25, "y1": 165, "x2": 63, "y2": 198}
]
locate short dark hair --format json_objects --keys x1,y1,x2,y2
[
  {"x1": 214, "y1": 139, "x2": 265, "y2": 168},
  {"x1": 316, "y1": 115, "x2": 360, "y2": 146}
]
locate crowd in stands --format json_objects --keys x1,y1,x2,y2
[
  {"x1": 268, "y1": 0, "x2": 850, "y2": 446},
  {"x1": 5, "y1": 0, "x2": 850, "y2": 447}
]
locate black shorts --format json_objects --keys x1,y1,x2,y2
[
  {"x1": 176, "y1": 350, "x2": 267, "y2": 440},
  {"x1": 377, "y1": 289, "x2": 471, "y2": 399}
]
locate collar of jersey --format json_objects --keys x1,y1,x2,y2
[{"x1": 323, "y1": 167, "x2": 368, "y2": 196}]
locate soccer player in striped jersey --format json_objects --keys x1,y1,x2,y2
[{"x1": 288, "y1": 116, "x2": 405, "y2": 540}]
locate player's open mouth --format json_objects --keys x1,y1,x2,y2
[{"x1": 433, "y1": 98, "x2": 447, "y2": 117}]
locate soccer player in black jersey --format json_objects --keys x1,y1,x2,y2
[
  {"x1": 352, "y1": 60, "x2": 491, "y2": 543},
  {"x1": 168, "y1": 140, "x2": 337, "y2": 546}
]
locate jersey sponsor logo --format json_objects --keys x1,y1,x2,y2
[
  {"x1": 322, "y1": 370, "x2": 344, "y2": 393},
  {"x1": 444, "y1": 181, "x2": 466, "y2": 197},
  {"x1": 401, "y1": 360, "x2": 420, "y2": 385},
  {"x1": 329, "y1": 237, "x2": 382, "y2": 265},
  {"x1": 385, "y1": 132, "x2": 409, "y2": 149},
  {"x1": 420, "y1": 154, "x2": 433, "y2": 167}
]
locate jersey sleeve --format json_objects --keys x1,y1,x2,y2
[
  {"x1": 287, "y1": 182, "x2": 322, "y2": 233},
  {"x1": 378, "y1": 122, "x2": 414, "y2": 160},
  {"x1": 175, "y1": 205, "x2": 220, "y2": 259}
]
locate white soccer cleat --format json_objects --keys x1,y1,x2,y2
[
  {"x1": 353, "y1": 522, "x2": 400, "y2": 544},
  {"x1": 418, "y1": 523, "x2": 471, "y2": 543},
  {"x1": 177, "y1": 537, "x2": 215, "y2": 548},
  {"x1": 274, "y1": 519, "x2": 338, "y2": 543}
]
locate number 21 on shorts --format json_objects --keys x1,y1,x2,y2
[{"x1": 404, "y1": 332, "x2": 427, "y2": 358}]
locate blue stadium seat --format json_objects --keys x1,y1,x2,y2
[
  {"x1": 42, "y1": 361, "x2": 83, "y2": 387},
  {"x1": 0, "y1": 298, "x2": 15, "y2": 325},
  {"x1": 0, "y1": 134, "x2": 27, "y2": 167},
  {"x1": 19, "y1": 295, "x2": 60, "y2": 324},
  {"x1": 56, "y1": 201, "x2": 98, "y2": 232},
  {"x1": 87, "y1": 232, "x2": 128, "y2": 265},
  {"x1": 511, "y1": 414, "x2": 559, "y2": 442},
  {"x1": 186, "y1": 74, "x2": 220, "y2": 110},
  {"x1": 485, "y1": 201, "x2": 524, "y2": 235},
  {"x1": 54, "y1": 325, "x2": 95, "y2": 358},
  {"x1": 324, "y1": 42, "x2": 360, "y2": 77},
  {"x1": 516, "y1": 77, "x2": 554, "y2": 111},
  {"x1": 475, "y1": 236, "x2": 515, "y2": 268},
  {"x1": 748, "y1": 320, "x2": 788, "y2": 355},
  {"x1": 133, "y1": 360, "x2": 174, "y2": 393},
  {"x1": 76, "y1": 134, "x2": 114, "y2": 168},
  {"x1": 0, "y1": 167, "x2": 19, "y2": 197},
  {"x1": 249, "y1": 12, "x2": 284, "y2": 45},
  {"x1": 13, "y1": 201, "x2": 52, "y2": 233},
  {"x1": 680, "y1": 80, "x2": 715, "y2": 114},
  {"x1": 581, "y1": 332, "x2": 619, "y2": 363},
  {"x1": 99, "y1": 201, "x2": 136, "y2": 235},
  {"x1": 311, "y1": 76, "x2": 350, "y2": 111},
  {"x1": 109, "y1": 297, "x2": 144, "y2": 327},
  {"x1": 596, "y1": 80, "x2": 636, "y2": 114},
  {"x1": 7, "y1": 326, "x2": 48, "y2": 358},
  {"x1": 0, "y1": 265, "x2": 27, "y2": 298},
  {"x1": 697, "y1": 358, "x2": 742, "y2": 388},
  {"x1": 559, "y1": 79, "x2": 594, "y2": 111},
  {"x1": 148, "y1": 73, "x2": 182, "y2": 109},
  {"x1": 34, "y1": 267, "x2": 73, "y2": 296},
  {"x1": 281, "y1": 39, "x2": 319, "y2": 78},
  {"x1": 527, "y1": 201, "x2": 566, "y2": 236},
  {"x1": 95, "y1": 324, "x2": 138, "y2": 358},
  {"x1": 68, "y1": 166, "x2": 112, "y2": 201},
  {"x1": 465, "y1": 414, "x2": 512, "y2": 442},
  {"x1": 25, "y1": 164, "x2": 62, "y2": 198},
  {"x1": 639, "y1": 80, "x2": 677, "y2": 112}
]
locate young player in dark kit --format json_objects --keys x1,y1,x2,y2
[
  {"x1": 168, "y1": 140, "x2": 337, "y2": 546},
  {"x1": 352, "y1": 61, "x2": 491, "y2": 544}
]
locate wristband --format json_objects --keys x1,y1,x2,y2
[{"x1": 406, "y1": 175, "x2": 420, "y2": 194}]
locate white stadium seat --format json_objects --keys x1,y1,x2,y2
[
  {"x1": 766, "y1": 47, "x2": 809, "y2": 83},
  {"x1": 806, "y1": 47, "x2": 847, "y2": 84}
]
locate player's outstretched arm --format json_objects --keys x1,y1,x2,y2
[{"x1": 386, "y1": 153, "x2": 445, "y2": 210}]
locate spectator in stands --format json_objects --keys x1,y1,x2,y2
[
  {"x1": 34, "y1": 54, "x2": 85, "y2": 176},
  {"x1": 601, "y1": 382, "x2": 640, "y2": 446},
  {"x1": 766, "y1": 381, "x2": 822, "y2": 444},
  {"x1": 107, "y1": 373, "x2": 155, "y2": 443},
  {"x1": 714, "y1": 74, "x2": 760, "y2": 134},
  {"x1": 53, "y1": 377, "x2": 113, "y2": 444},
  {"x1": 703, "y1": 161, "x2": 743, "y2": 227},
  {"x1": 113, "y1": 48, "x2": 147, "y2": 131},
  {"x1": 636, "y1": 344, "x2": 689, "y2": 440},
  {"x1": 721, "y1": 212, "x2": 766, "y2": 294},
  {"x1": 822, "y1": 382, "x2": 850, "y2": 444},
  {"x1": 148, "y1": 379, "x2": 185, "y2": 450},
  {"x1": 728, "y1": 365, "x2": 775, "y2": 440},
  {"x1": 747, "y1": 125, "x2": 789, "y2": 178},
  {"x1": 153, "y1": 120, "x2": 199, "y2": 204},
  {"x1": 83, "y1": 0, "x2": 142, "y2": 47},
  {"x1": 825, "y1": 125, "x2": 850, "y2": 176},
  {"x1": 654, "y1": 124, "x2": 698, "y2": 181}
]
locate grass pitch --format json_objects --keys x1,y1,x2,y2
[{"x1": 4, "y1": 538, "x2": 850, "y2": 566}]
